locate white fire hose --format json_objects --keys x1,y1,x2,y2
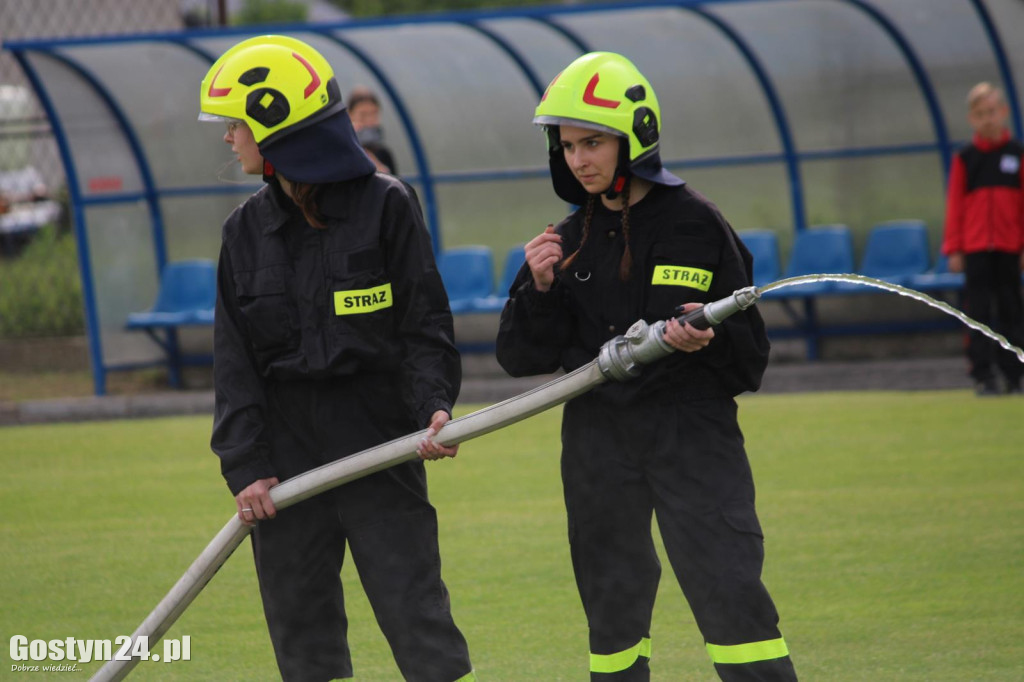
[{"x1": 90, "y1": 287, "x2": 760, "y2": 682}]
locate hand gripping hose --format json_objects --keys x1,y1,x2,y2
[{"x1": 90, "y1": 286, "x2": 760, "y2": 682}]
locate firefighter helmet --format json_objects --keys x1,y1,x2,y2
[
  {"x1": 534, "y1": 52, "x2": 681, "y2": 204},
  {"x1": 534, "y1": 52, "x2": 662, "y2": 163},
  {"x1": 199, "y1": 35, "x2": 344, "y2": 146},
  {"x1": 199, "y1": 35, "x2": 376, "y2": 184}
]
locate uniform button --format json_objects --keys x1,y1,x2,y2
[
  {"x1": 608, "y1": 325, "x2": 616, "y2": 333},
  {"x1": 607, "y1": 230, "x2": 616, "y2": 238}
]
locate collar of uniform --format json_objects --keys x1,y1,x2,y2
[
  {"x1": 973, "y1": 129, "x2": 1012, "y2": 152},
  {"x1": 257, "y1": 181, "x2": 299, "y2": 235},
  {"x1": 315, "y1": 175, "x2": 374, "y2": 220},
  {"x1": 257, "y1": 176, "x2": 371, "y2": 233},
  {"x1": 593, "y1": 182, "x2": 665, "y2": 217}
]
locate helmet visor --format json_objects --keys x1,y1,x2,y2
[
  {"x1": 533, "y1": 115, "x2": 623, "y2": 141},
  {"x1": 198, "y1": 112, "x2": 238, "y2": 123}
]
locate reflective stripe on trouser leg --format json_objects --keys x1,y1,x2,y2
[
  {"x1": 591, "y1": 638, "x2": 652, "y2": 674},
  {"x1": 706, "y1": 637, "x2": 789, "y2": 665}
]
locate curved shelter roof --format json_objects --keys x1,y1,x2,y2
[{"x1": 5, "y1": 0, "x2": 1024, "y2": 394}]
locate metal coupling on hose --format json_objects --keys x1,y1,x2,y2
[
  {"x1": 596, "y1": 285, "x2": 763, "y2": 383},
  {"x1": 597, "y1": 319, "x2": 673, "y2": 382}
]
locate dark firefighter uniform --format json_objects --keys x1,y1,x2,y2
[
  {"x1": 211, "y1": 173, "x2": 474, "y2": 682},
  {"x1": 496, "y1": 183, "x2": 797, "y2": 681}
]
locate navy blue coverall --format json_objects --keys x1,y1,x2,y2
[
  {"x1": 496, "y1": 183, "x2": 797, "y2": 681},
  {"x1": 211, "y1": 175, "x2": 473, "y2": 682}
]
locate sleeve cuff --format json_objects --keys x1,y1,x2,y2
[
  {"x1": 523, "y1": 278, "x2": 562, "y2": 312},
  {"x1": 223, "y1": 455, "x2": 277, "y2": 497},
  {"x1": 418, "y1": 396, "x2": 452, "y2": 428}
]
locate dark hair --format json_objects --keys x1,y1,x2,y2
[
  {"x1": 289, "y1": 181, "x2": 326, "y2": 229},
  {"x1": 560, "y1": 180, "x2": 634, "y2": 281},
  {"x1": 618, "y1": 179, "x2": 633, "y2": 281},
  {"x1": 560, "y1": 194, "x2": 595, "y2": 271},
  {"x1": 347, "y1": 86, "x2": 380, "y2": 111}
]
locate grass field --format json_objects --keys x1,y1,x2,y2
[{"x1": 1, "y1": 390, "x2": 1022, "y2": 681}]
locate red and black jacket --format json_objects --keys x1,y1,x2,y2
[{"x1": 943, "y1": 131, "x2": 1024, "y2": 256}]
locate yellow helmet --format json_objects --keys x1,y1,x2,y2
[
  {"x1": 199, "y1": 35, "x2": 343, "y2": 146},
  {"x1": 534, "y1": 52, "x2": 682, "y2": 204},
  {"x1": 535, "y1": 52, "x2": 661, "y2": 163}
]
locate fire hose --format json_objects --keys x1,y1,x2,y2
[{"x1": 90, "y1": 286, "x2": 760, "y2": 682}]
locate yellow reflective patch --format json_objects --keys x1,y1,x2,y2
[
  {"x1": 651, "y1": 265, "x2": 713, "y2": 291},
  {"x1": 334, "y1": 283, "x2": 393, "y2": 315},
  {"x1": 590, "y1": 638, "x2": 652, "y2": 673},
  {"x1": 706, "y1": 637, "x2": 789, "y2": 665}
]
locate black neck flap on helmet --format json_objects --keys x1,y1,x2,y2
[{"x1": 259, "y1": 80, "x2": 377, "y2": 185}]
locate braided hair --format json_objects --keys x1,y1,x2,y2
[
  {"x1": 559, "y1": 193, "x2": 596, "y2": 271},
  {"x1": 618, "y1": 179, "x2": 633, "y2": 281},
  {"x1": 559, "y1": 179, "x2": 634, "y2": 281}
]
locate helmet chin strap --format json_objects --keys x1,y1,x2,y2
[{"x1": 603, "y1": 171, "x2": 628, "y2": 201}]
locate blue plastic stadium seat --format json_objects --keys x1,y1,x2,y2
[
  {"x1": 125, "y1": 259, "x2": 217, "y2": 389},
  {"x1": 437, "y1": 246, "x2": 496, "y2": 314},
  {"x1": 738, "y1": 229, "x2": 782, "y2": 289},
  {"x1": 498, "y1": 244, "x2": 527, "y2": 296},
  {"x1": 834, "y1": 220, "x2": 931, "y2": 292},
  {"x1": 908, "y1": 253, "x2": 965, "y2": 292},
  {"x1": 126, "y1": 259, "x2": 217, "y2": 329},
  {"x1": 471, "y1": 244, "x2": 526, "y2": 313},
  {"x1": 767, "y1": 224, "x2": 855, "y2": 297}
]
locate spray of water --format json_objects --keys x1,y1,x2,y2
[
  {"x1": 759, "y1": 273, "x2": 1024, "y2": 364},
  {"x1": 215, "y1": 158, "x2": 252, "y2": 185}
]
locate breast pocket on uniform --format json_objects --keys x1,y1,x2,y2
[
  {"x1": 234, "y1": 264, "x2": 298, "y2": 357},
  {"x1": 646, "y1": 239, "x2": 719, "y2": 321},
  {"x1": 327, "y1": 247, "x2": 395, "y2": 339}
]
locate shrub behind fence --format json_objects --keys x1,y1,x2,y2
[{"x1": 0, "y1": 0, "x2": 216, "y2": 341}]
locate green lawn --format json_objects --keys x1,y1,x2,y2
[{"x1": 1, "y1": 391, "x2": 1021, "y2": 681}]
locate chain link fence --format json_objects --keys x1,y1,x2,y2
[{"x1": 0, "y1": 1, "x2": 230, "y2": 341}]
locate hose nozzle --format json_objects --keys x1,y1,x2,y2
[{"x1": 679, "y1": 285, "x2": 761, "y2": 330}]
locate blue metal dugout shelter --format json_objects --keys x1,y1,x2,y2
[{"x1": 5, "y1": 0, "x2": 1024, "y2": 394}]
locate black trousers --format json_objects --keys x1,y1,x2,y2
[
  {"x1": 561, "y1": 393, "x2": 797, "y2": 682},
  {"x1": 251, "y1": 461, "x2": 473, "y2": 682},
  {"x1": 963, "y1": 251, "x2": 1024, "y2": 385},
  {"x1": 252, "y1": 378, "x2": 473, "y2": 682}
]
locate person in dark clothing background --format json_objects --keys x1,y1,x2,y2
[
  {"x1": 348, "y1": 85, "x2": 398, "y2": 175},
  {"x1": 942, "y1": 81, "x2": 1024, "y2": 396},
  {"x1": 496, "y1": 52, "x2": 797, "y2": 681},
  {"x1": 199, "y1": 35, "x2": 475, "y2": 682}
]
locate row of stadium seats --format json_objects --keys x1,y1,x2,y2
[
  {"x1": 126, "y1": 221, "x2": 965, "y2": 334},
  {"x1": 739, "y1": 220, "x2": 974, "y2": 359},
  {"x1": 121, "y1": 245, "x2": 530, "y2": 339},
  {"x1": 439, "y1": 220, "x2": 970, "y2": 319},
  {"x1": 739, "y1": 220, "x2": 966, "y2": 296},
  {"x1": 122, "y1": 249, "x2": 529, "y2": 380},
  {"x1": 124, "y1": 221, "x2": 977, "y2": 374},
  {"x1": 127, "y1": 221, "x2": 964, "y2": 337}
]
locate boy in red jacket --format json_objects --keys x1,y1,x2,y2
[{"x1": 943, "y1": 82, "x2": 1024, "y2": 395}]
